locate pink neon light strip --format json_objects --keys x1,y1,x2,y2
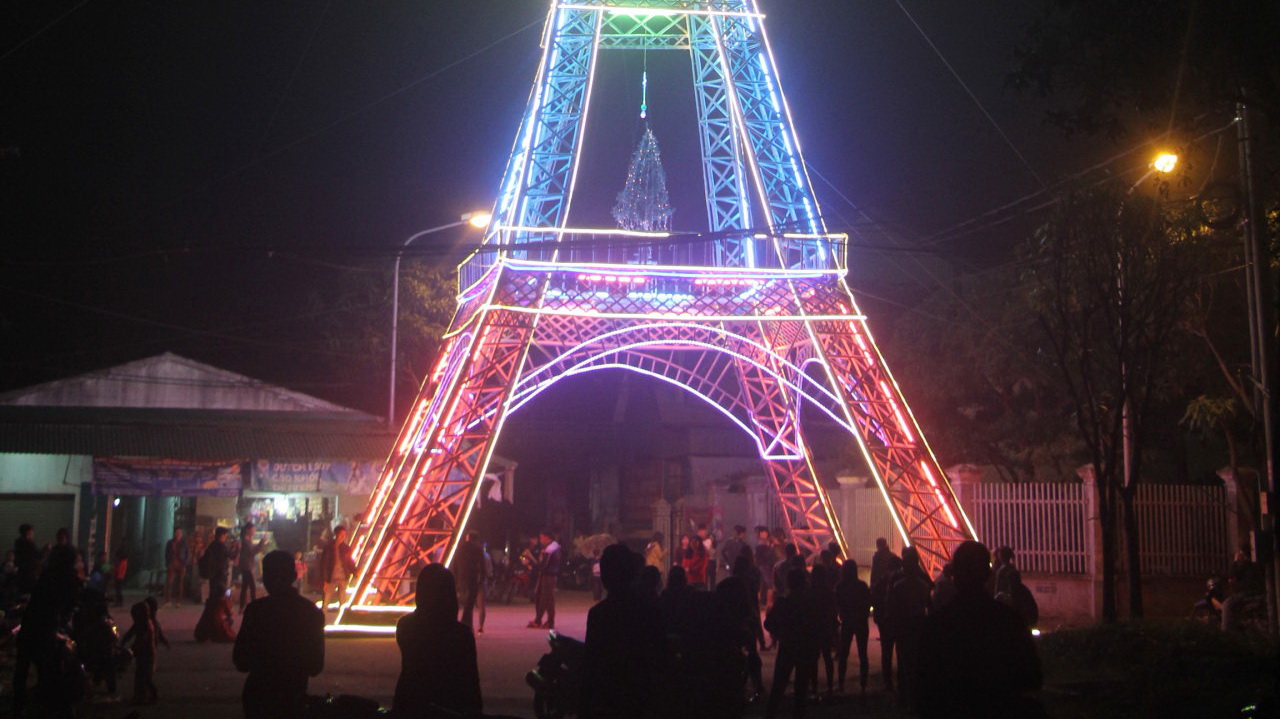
[
  {"x1": 879, "y1": 380, "x2": 916, "y2": 444},
  {"x1": 918, "y1": 460, "x2": 960, "y2": 529}
]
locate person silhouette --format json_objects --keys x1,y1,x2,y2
[
  {"x1": 835, "y1": 559, "x2": 871, "y2": 694},
  {"x1": 765, "y1": 567, "x2": 816, "y2": 719},
  {"x1": 581, "y1": 543, "x2": 664, "y2": 719},
  {"x1": 917, "y1": 541, "x2": 1042, "y2": 718},
  {"x1": 233, "y1": 550, "x2": 325, "y2": 719},
  {"x1": 394, "y1": 564, "x2": 483, "y2": 718}
]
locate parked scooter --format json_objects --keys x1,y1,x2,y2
[
  {"x1": 1190, "y1": 575, "x2": 1266, "y2": 632},
  {"x1": 1189, "y1": 576, "x2": 1226, "y2": 623},
  {"x1": 526, "y1": 631, "x2": 584, "y2": 719}
]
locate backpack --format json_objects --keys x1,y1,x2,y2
[{"x1": 197, "y1": 547, "x2": 212, "y2": 580}]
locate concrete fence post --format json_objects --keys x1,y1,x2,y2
[{"x1": 1077, "y1": 464, "x2": 1101, "y2": 622}]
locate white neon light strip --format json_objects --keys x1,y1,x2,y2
[
  {"x1": 500, "y1": 256, "x2": 838, "y2": 279},
  {"x1": 484, "y1": 304, "x2": 867, "y2": 322},
  {"x1": 524, "y1": 322, "x2": 858, "y2": 432},
  {"x1": 553, "y1": 9, "x2": 603, "y2": 248},
  {"x1": 750, "y1": 0, "x2": 826, "y2": 237},
  {"x1": 325, "y1": 624, "x2": 397, "y2": 635},
  {"x1": 710, "y1": 14, "x2": 775, "y2": 248},
  {"x1": 880, "y1": 380, "x2": 917, "y2": 444},
  {"x1": 845, "y1": 299, "x2": 980, "y2": 540},
  {"x1": 340, "y1": 322, "x2": 490, "y2": 624},
  {"x1": 515, "y1": 8, "x2": 571, "y2": 231},
  {"x1": 518, "y1": 360, "x2": 801, "y2": 461},
  {"x1": 346, "y1": 604, "x2": 414, "y2": 614},
  {"x1": 557, "y1": 4, "x2": 764, "y2": 19},
  {"x1": 496, "y1": 224, "x2": 671, "y2": 238},
  {"x1": 504, "y1": 330, "x2": 859, "y2": 442}
]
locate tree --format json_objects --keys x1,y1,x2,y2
[
  {"x1": 1008, "y1": 0, "x2": 1280, "y2": 138},
  {"x1": 308, "y1": 261, "x2": 457, "y2": 421},
  {"x1": 887, "y1": 265, "x2": 1078, "y2": 482},
  {"x1": 1023, "y1": 181, "x2": 1202, "y2": 620}
]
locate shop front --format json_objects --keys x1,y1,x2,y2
[{"x1": 88, "y1": 455, "x2": 382, "y2": 598}]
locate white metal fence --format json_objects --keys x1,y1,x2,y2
[
  {"x1": 969, "y1": 482, "x2": 1090, "y2": 574},
  {"x1": 833, "y1": 480, "x2": 1231, "y2": 577},
  {"x1": 1129, "y1": 483, "x2": 1231, "y2": 576}
]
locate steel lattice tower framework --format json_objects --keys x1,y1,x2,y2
[{"x1": 333, "y1": 0, "x2": 976, "y2": 629}]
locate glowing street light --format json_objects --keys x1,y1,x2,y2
[
  {"x1": 1130, "y1": 151, "x2": 1179, "y2": 193},
  {"x1": 389, "y1": 212, "x2": 492, "y2": 425}
]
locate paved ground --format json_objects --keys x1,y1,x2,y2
[{"x1": 3, "y1": 588, "x2": 899, "y2": 719}]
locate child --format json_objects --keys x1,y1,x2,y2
[
  {"x1": 143, "y1": 596, "x2": 171, "y2": 650},
  {"x1": 294, "y1": 551, "x2": 307, "y2": 593},
  {"x1": 121, "y1": 601, "x2": 158, "y2": 704}
]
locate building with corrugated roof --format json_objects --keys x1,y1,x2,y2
[{"x1": 0, "y1": 353, "x2": 516, "y2": 595}]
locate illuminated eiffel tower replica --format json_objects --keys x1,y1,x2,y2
[{"x1": 333, "y1": 0, "x2": 975, "y2": 630}]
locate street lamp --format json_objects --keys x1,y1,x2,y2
[
  {"x1": 1121, "y1": 153, "x2": 1178, "y2": 489},
  {"x1": 389, "y1": 211, "x2": 492, "y2": 425}
]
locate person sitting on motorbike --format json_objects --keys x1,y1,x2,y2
[{"x1": 1222, "y1": 544, "x2": 1265, "y2": 632}]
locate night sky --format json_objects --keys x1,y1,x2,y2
[{"x1": 1, "y1": 1, "x2": 1122, "y2": 416}]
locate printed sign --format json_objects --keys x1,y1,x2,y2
[
  {"x1": 253, "y1": 460, "x2": 382, "y2": 494},
  {"x1": 93, "y1": 458, "x2": 245, "y2": 497}
]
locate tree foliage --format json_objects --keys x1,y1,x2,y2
[
  {"x1": 307, "y1": 261, "x2": 457, "y2": 421},
  {"x1": 888, "y1": 266, "x2": 1078, "y2": 482},
  {"x1": 1008, "y1": 0, "x2": 1280, "y2": 138},
  {"x1": 1023, "y1": 181, "x2": 1205, "y2": 620}
]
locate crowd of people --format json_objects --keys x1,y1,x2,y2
[
  {"x1": 559, "y1": 532, "x2": 1044, "y2": 719},
  {"x1": 0, "y1": 516, "x2": 1089, "y2": 719},
  {"x1": 0, "y1": 520, "x2": 358, "y2": 716}
]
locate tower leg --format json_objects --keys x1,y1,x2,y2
[
  {"x1": 804, "y1": 301, "x2": 972, "y2": 574},
  {"x1": 339, "y1": 308, "x2": 533, "y2": 617},
  {"x1": 733, "y1": 323, "x2": 844, "y2": 556}
]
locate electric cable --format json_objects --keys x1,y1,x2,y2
[
  {"x1": 891, "y1": 0, "x2": 1047, "y2": 190},
  {"x1": 0, "y1": 0, "x2": 94, "y2": 63}
]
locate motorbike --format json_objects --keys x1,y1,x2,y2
[
  {"x1": 559, "y1": 555, "x2": 594, "y2": 591},
  {"x1": 1190, "y1": 575, "x2": 1266, "y2": 632},
  {"x1": 526, "y1": 631, "x2": 584, "y2": 719},
  {"x1": 1189, "y1": 576, "x2": 1226, "y2": 623}
]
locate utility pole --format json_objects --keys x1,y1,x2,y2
[{"x1": 1237, "y1": 99, "x2": 1279, "y2": 635}]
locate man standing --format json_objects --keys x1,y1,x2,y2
[
  {"x1": 13, "y1": 523, "x2": 39, "y2": 594},
  {"x1": 233, "y1": 550, "x2": 325, "y2": 719},
  {"x1": 454, "y1": 531, "x2": 486, "y2": 631},
  {"x1": 868, "y1": 537, "x2": 902, "y2": 691},
  {"x1": 581, "y1": 544, "x2": 664, "y2": 719},
  {"x1": 320, "y1": 525, "x2": 356, "y2": 610},
  {"x1": 720, "y1": 525, "x2": 747, "y2": 581},
  {"x1": 164, "y1": 528, "x2": 190, "y2": 607},
  {"x1": 205, "y1": 527, "x2": 231, "y2": 601},
  {"x1": 527, "y1": 530, "x2": 561, "y2": 629},
  {"x1": 879, "y1": 546, "x2": 933, "y2": 708},
  {"x1": 754, "y1": 526, "x2": 777, "y2": 610},
  {"x1": 237, "y1": 524, "x2": 268, "y2": 613},
  {"x1": 696, "y1": 523, "x2": 717, "y2": 587}
]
